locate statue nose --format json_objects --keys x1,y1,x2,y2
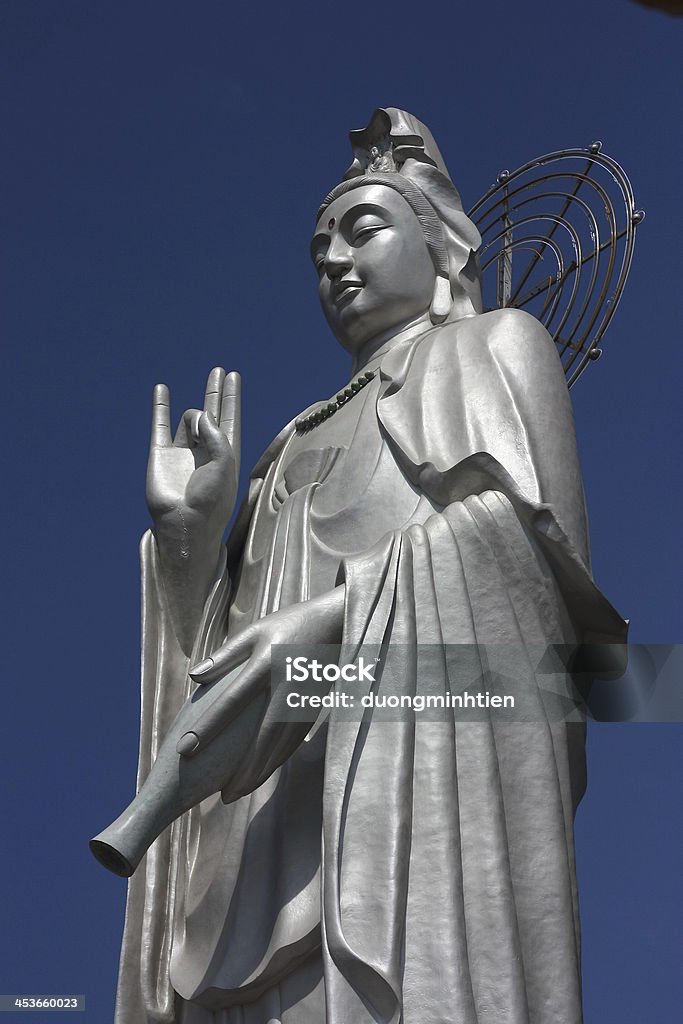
[{"x1": 325, "y1": 240, "x2": 353, "y2": 277}]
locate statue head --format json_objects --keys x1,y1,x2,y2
[
  {"x1": 313, "y1": 107, "x2": 483, "y2": 354},
  {"x1": 312, "y1": 181, "x2": 442, "y2": 354}
]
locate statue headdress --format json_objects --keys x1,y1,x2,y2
[{"x1": 318, "y1": 107, "x2": 483, "y2": 323}]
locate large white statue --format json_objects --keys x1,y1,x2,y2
[{"x1": 92, "y1": 108, "x2": 627, "y2": 1024}]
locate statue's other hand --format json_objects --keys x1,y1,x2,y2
[
  {"x1": 146, "y1": 367, "x2": 241, "y2": 548},
  {"x1": 175, "y1": 586, "x2": 345, "y2": 797}
]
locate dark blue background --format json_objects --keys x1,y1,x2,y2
[{"x1": 2, "y1": 1, "x2": 681, "y2": 1020}]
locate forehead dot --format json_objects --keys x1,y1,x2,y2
[{"x1": 327, "y1": 217, "x2": 335, "y2": 230}]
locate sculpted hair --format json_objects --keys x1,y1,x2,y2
[{"x1": 317, "y1": 173, "x2": 450, "y2": 281}]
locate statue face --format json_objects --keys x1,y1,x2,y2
[{"x1": 311, "y1": 184, "x2": 436, "y2": 353}]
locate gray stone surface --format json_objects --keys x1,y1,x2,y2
[{"x1": 91, "y1": 108, "x2": 625, "y2": 1023}]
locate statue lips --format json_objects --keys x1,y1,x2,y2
[{"x1": 332, "y1": 278, "x2": 362, "y2": 307}]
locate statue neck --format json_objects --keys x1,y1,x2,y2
[{"x1": 350, "y1": 313, "x2": 432, "y2": 377}]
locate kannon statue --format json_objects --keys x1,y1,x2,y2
[{"x1": 92, "y1": 108, "x2": 626, "y2": 1024}]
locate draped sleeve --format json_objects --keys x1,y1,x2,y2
[{"x1": 114, "y1": 428, "x2": 289, "y2": 1024}]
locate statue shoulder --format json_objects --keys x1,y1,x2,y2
[
  {"x1": 435, "y1": 308, "x2": 554, "y2": 351},
  {"x1": 480, "y1": 307, "x2": 557, "y2": 355},
  {"x1": 420, "y1": 309, "x2": 563, "y2": 387}
]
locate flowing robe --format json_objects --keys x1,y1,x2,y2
[{"x1": 115, "y1": 310, "x2": 625, "y2": 1024}]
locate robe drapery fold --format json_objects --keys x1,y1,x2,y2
[
  {"x1": 322, "y1": 490, "x2": 595, "y2": 1024},
  {"x1": 115, "y1": 311, "x2": 626, "y2": 1024}
]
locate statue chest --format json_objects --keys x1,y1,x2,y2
[{"x1": 231, "y1": 375, "x2": 433, "y2": 614}]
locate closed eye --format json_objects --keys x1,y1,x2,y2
[{"x1": 352, "y1": 225, "x2": 385, "y2": 244}]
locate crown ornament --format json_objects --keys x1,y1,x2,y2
[{"x1": 345, "y1": 108, "x2": 447, "y2": 180}]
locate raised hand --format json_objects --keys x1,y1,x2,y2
[
  {"x1": 146, "y1": 367, "x2": 241, "y2": 653},
  {"x1": 147, "y1": 367, "x2": 241, "y2": 540}
]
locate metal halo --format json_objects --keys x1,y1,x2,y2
[{"x1": 468, "y1": 145, "x2": 643, "y2": 387}]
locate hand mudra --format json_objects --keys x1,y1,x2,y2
[{"x1": 146, "y1": 367, "x2": 241, "y2": 548}]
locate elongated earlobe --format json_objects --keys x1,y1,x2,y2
[{"x1": 430, "y1": 275, "x2": 452, "y2": 323}]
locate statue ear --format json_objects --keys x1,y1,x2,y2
[{"x1": 430, "y1": 275, "x2": 452, "y2": 323}]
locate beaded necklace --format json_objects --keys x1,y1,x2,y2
[{"x1": 295, "y1": 370, "x2": 375, "y2": 433}]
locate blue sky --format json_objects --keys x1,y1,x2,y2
[{"x1": 1, "y1": 1, "x2": 681, "y2": 1021}]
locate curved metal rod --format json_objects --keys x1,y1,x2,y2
[
  {"x1": 480, "y1": 227, "x2": 570, "y2": 346},
  {"x1": 569, "y1": 189, "x2": 637, "y2": 377},
  {"x1": 468, "y1": 147, "x2": 640, "y2": 386},
  {"x1": 478, "y1": 230, "x2": 566, "y2": 317},
  {"x1": 477, "y1": 172, "x2": 622, "y2": 371},
  {"x1": 473, "y1": 164, "x2": 595, "y2": 239},
  {"x1": 469, "y1": 147, "x2": 636, "y2": 219},
  {"x1": 478, "y1": 211, "x2": 583, "y2": 348},
  {"x1": 479, "y1": 243, "x2": 546, "y2": 265},
  {"x1": 480, "y1": 233, "x2": 566, "y2": 328},
  {"x1": 563, "y1": 175, "x2": 620, "y2": 356},
  {"x1": 472, "y1": 164, "x2": 627, "y2": 337},
  {"x1": 492, "y1": 188, "x2": 603, "y2": 343},
  {"x1": 479, "y1": 171, "x2": 616, "y2": 312},
  {"x1": 568, "y1": 229, "x2": 636, "y2": 385}
]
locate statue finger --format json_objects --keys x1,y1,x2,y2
[
  {"x1": 189, "y1": 627, "x2": 254, "y2": 684},
  {"x1": 196, "y1": 410, "x2": 232, "y2": 461},
  {"x1": 219, "y1": 371, "x2": 241, "y2": 459},
  {"x1": 178, "y1": 649, "x2": 270, "y2": 757},
  {"x1": 203, "y1": 366, "x2": 226, "y2": 420},
  {"x1": 150, "y1": 384, "x2": 172, "y2": 447},
  {"x1": 175, "y1": 409, "x2": 203, "y2": 447}
]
